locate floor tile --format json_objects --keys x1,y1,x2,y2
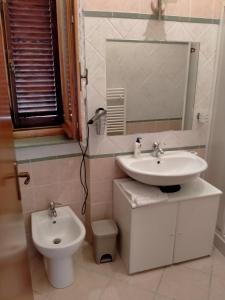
[
  {"x1": 32, "y1": 273, "x2": 55, "y2": 297},
  {"x1": 126, "y1": 268, "x2": 164, "y2": 293},
  {"x1": 29, "y1": 255, "x2": 46, "y2": 286},
  {"x1": 47, "y1": 267, "x2": 111, "y2": 300},
  {"x1": 212, "y1": 248, "x2": 225, "y2": 279},
  {"x1": 209, "y1": 274, "x2": 225, "y2": 300},
  {"x1": 77, "y1": 242, "x2": 164, "y2": 292},
  {"x1": 158, "y1": 264, "x2": 210, "y2": 300},
  {"x1": 75, "y1": 242, "x2": 123, "y2": 278},
  {"x1": 180, "y1": 255, "x2": 213, "y2": 274},
  {"x1": 33, "y1": 292, "x2": 49, "y2": 300},
  {"x1": 154, "y1": 294, "x2": 174, "y2": 300},
  {"x1": 99, "y1": 278, "x2": 155, "y2": 300}
]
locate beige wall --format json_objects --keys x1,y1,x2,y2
[
  {"x1": 126, "y1": 119, "x2": 182, "y2": 134},
  {"x1": 84, "y1": 0, "x2": 222, "y2": 19}
]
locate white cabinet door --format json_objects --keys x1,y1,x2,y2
[
  {"x1": 129, "y1": 202, "x2": 178, "y2": 274},
  {"x1": 173, "y1": 196, "x2": 220, "y2": 263}
]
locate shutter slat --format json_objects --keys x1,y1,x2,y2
[
  {"x1": 15, "y1": 63, "x2": 54, "y2": 67},
  {"x1": 18, "y1": 103, "x2": 57, "y2": 109},
  {"x1": 16, "y1": 86, "x2": 56, "y2": 92},
  {"x1": 16, "y1": 81, "x2": 56, "y2": 86},
  {"x1": 18, "y1": 108, "x2": 57, "y2": 113},
  {"x1": 8, "y1": 0, "x2": 50, "y2": 7},
  {"x1": 15, "y1": 67, "x2": 55, "y2": 72},
  {"x1": 12, "y1": 44, "x2": 52, "y2": 50},
  {"x1": 13, "y1": 48, "x2": 52, "y2": 54},
  {"x1": 15, "y1": 74, "x2": 55, "y2": 79},
  {"x1": 14, "y1": 55, "x2": 54, "y2": 60},
  {"x1": 11, "y1": 24, "x2": 51, "y2": 30},
  {"x1": 15, "y1": 76, "x2": 54, "y2": 81},
  {"x1": 11, "y1": 29, "x2": 51, "y2": 35},
  {"x1": 8, "y1": 6, "x2": 50, "y2": 13},
  {"x1": 11, "y1": 26, "x2": 51, "y2": 33},
  {"x1": 14, "y1": 58, "x2": 54, "y2": 63},
  {"x1": 9, "y1": 15, "x2": 51, "y2": 22},
  {"x1": 18, "y1": 99, "x2": 56, "y2": 104},
  {"x1": 17, "y1": 93, "x2": 56, "y2": 99},
  {"x1": 8, "y1": 9, "x2": 51, "y2": 17}
]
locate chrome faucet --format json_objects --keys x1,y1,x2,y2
[
  {"x1": 49, "y1": 201, "x2": 58, "y2": 218},
  {"x1": 152, "y1": 142, "x2": 164, "y2": 158}
]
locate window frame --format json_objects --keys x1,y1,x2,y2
[
  {"x1": 56, "y1": 0, "x2": 81, "y2": 139},
  {"x1": 1, "y1": 0, "x2": 81, "y2": 140}
]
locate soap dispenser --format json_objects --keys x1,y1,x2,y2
[{"x1": 134, "y1": 137, "x2": 142, "y2": 158}]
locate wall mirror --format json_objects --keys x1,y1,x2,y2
[{"x1": 106, "y1": 39, "x2": 200, "y2": 136}]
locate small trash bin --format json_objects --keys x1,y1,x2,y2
[{"x1": 91, "y1": 219, "x2": 118, "y2": 264}]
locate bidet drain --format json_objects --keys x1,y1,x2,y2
[{"x1": 53, "y1": 238, "x2": 61, "y2": 244}]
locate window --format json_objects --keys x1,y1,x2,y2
[{"x1": 1, "y1": 0, "x2": 80, "y2": 139}]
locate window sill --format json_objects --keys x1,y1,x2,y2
[
  {"x1": 14, "y1": 127, "x2": 77, "y2": 149},
  {"x1": 13, "y1": 127, "x2": 64, "y2": 139},
  {"x1": 14, "y1": 135, "x2": 77, "y2": 149}
]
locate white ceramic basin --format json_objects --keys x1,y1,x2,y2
[{"x1": 116, "y1": 151, "x2": 208, "y2": 186}]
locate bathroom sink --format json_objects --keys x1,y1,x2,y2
[{"x1": 116, "y1": 151, "x2": 208, "y2": 186}]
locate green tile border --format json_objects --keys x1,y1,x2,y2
[
  {"x1": 126, "y1": 117, "x2": 182, "y2": 123},
  {"x1": 17, "y1": 153, "x2": 81, "y2": 164},
  {"x1": 107, "y1": 39, "x2": 189, "y2": 45},
  {"x1": 83, "y1": 11, "x2": 220, "y2": 25},
  {"x1": 87, "y1": 145, "x2": 206, "y2": 159},
  {"x1": 17, "y1": 145, "x2": 206, "y2": 163}
]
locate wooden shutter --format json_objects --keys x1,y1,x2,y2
[
  {"x1": 56, "y1": 0, "x2": 80, "y2": 139},
  {"x1": 3, "y1": 0, "x2": 63, "y2": 128}
]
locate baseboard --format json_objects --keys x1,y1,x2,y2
[{"x1": 214, "y1": 231, "x2": 225, "y2": 257}]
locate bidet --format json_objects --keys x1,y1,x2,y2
[{"x1": 31, "y1": 206, "x2": 85, "y2": 288}]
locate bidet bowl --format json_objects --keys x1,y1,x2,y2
[
  {"x1": 116, "y1": 151, "x2": 208, "y2": 186},
  {"x1": 32, "y1": 206, "x2": 85, "y2": 258}
]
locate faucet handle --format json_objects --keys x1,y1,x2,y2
[
  {"x1": 136, "y1": 137, "x2": 142, "y2": 143},
  {"x1": 49, "y1": 201, "x2": 55, "y2": 208},
  {"x1": 49, "y1": 201, "x2": 63, "y2": 208},
  {"x1": 153, "y1": 141, "x2": 160, "y2": 149}
]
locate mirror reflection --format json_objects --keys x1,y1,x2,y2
[{"x1": 106, "y1": 40, "x2": 200, "y2": 136}]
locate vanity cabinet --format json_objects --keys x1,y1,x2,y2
[
  {"x1": 173, "y1": 196, "x2": 220, "y2": 263},
  {"x1": 113, "y1": 178, "x2": 221, "y2": 274},
  {"x1": 129, "y1": 202, "x2": 177, "y2": 273}
]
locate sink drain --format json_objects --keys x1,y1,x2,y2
[{"x1": 53, "y1": 238, "x2": 61, "y2": 245}]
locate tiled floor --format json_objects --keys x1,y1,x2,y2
[{"x1": 31, "y1": 242, "x2": 225, "y2": 300}]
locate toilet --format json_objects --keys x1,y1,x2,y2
[{"x1": 31, "y1": 206, "x2": 85, "y2": 288}]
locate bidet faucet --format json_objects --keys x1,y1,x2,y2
[
  {"x1": 49, "y1": 201, "x2": 61, "y2": 217},
  {"x1": 152, "y1": 142, "x2": 164, "y2": 158}
]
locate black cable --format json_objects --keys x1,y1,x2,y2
[{"x1": 78, "y1": 124, "x2": 89, "y2": 215}]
